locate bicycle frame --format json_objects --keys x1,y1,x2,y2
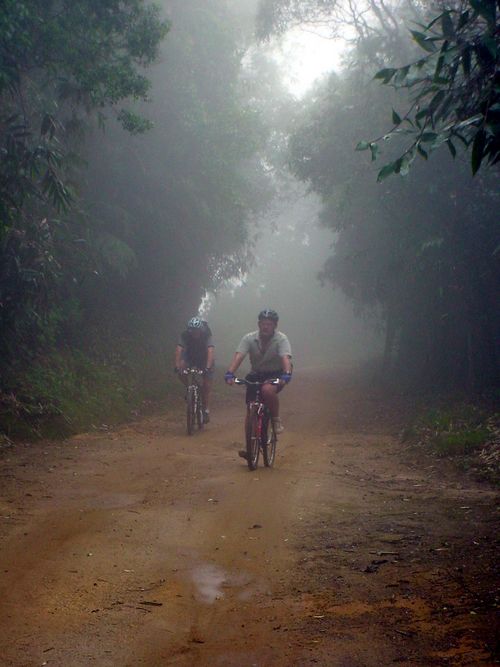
[
  {"x1": 234, "y1": 377, "x2": 280, "y2": 470},
  {"x1": 181, "y1": 368, "x2": 204, "y2": 435}
]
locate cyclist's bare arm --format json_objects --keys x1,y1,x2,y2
[
  {"x1": 281, "y1": 354, "x2": 292, "y2": 374},
  {"x1": 206, "y1": 345, "x2": 215, "y2": 369},
  {"x1": 227, "y1": 351, "x2": 245, "y2": 374},
  {"x1": 226, "y1": 351, "x2": 245, "y2": 385},
  {"x1": 175, "y1": 344, "x2": 185, "y2": 370}
]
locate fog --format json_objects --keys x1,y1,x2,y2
[
  {"x1": 1, "y1": 0, "x2": 498, "y2": 439},
  {"x1": 1, "y1": 4, "x2": 498, "y2": 662},
  {"x1": 204, "y1": 187, "x2": 383, "y2": 372}
]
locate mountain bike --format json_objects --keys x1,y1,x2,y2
[
  {"x1": 234, "y1": 377, "x2": 280, "y2": 471},
  {"x1": 181, "y1": 368, "x2": 205, "y2": 435}
]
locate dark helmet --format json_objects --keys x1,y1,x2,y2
[
  {"x1": 258, "y1": 308, "x2": 279, "y2": 322},
  {"x1": 187, "y1": 316, "x2": 204, "y2": 330}
]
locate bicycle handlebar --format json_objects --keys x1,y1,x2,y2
[
  {"x1": 234, "y1": 377, "x2": 281, "y2": 386},
  {"x1": 180, "y1": 368, "x2": 205, "y2": 376}
]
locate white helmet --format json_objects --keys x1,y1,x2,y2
[{"x1": 187, "y1": 316, "x2": 203, "y2": 329}]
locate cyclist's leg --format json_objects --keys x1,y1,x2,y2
[
  {"x1": 239, "y1": 385, "x2": 256, "y2": 460},
  {"x1": 261, "y1": 382, "x2": 280, "y2": 419},
  {"x1": 177, "y1": 351, "x2": 188, "y2": 387},
  {"x1": 261, "y1": 381, "x2": 285, "y2": 432},
  {"x1": 186, "y1": 385, "x2": 195, "y2": 435},
  {"x1": 201, "y1": 367, "x2": 214, "y2": 411}
]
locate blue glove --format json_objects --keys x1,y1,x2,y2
[
  {"x1": 280, "y1": 372, "x2": 292, "y2": 384},
  {"x1": 224, "y1": 370, "x2": 235, "y2": 384}
]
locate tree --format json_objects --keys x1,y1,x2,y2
[
  {"x1": 0, "y1": 0, "x2": 169, "y2": 220},
  {"x1": 0, "y1": 1, "x2": 168, "y2": 375},
  {"x1": 0, "y1": 0, "x2": 277, "y2": 435},
  {"x1": 358, "y1": 0, "x2": 500, "y2": 177},
  {"x1": 263, "y1": 0, "x2": 500, "y2": 389},
  {"x1": 290, "y1": 68, "x2": 499, "y2": 389}
]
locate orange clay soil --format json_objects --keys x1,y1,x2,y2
[{"x1": 0, "y1": 368, "x2": 498, "y2": 666}]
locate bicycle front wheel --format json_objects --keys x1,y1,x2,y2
[
  {"x1": 186, "y1": 386, "x2": 195, "y2": 435},
  {"x1": 262, "y1": 412, "x2": 277, "y2": 467},
  {"x1": 245, "y1": 409, "x2": 260, "y2": 471}
]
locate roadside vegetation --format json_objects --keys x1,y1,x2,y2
[{"x1": 401, "y1": 394, "x2": 500, "y2": 483}]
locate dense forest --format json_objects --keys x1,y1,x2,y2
[
  {"x1": 0, "y1": 0, "x2": 273, "y2": 435},
  {"x1": 1, "y1": 0, "x2": 498, "y2": 438},
  {"x1": 258, "y1": 0, "x2": 499, "y2": 391}
]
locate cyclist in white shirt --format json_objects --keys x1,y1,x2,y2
[{"x1": 225, "y1": 309, "x2": 292, "y2": 434}]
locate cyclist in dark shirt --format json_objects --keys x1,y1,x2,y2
[{"x1": 175, "y1": 317, "x2": 215, "y2": 423}]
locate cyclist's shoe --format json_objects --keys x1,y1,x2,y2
[
  {"x1": 203, "y1": 409, "x2": 210, "y2": 424},
  {"x1": 273, "y1": 418, "x2": 284, "y2": 434},
  {"x1": 238, "y1": 450, "x2": 249, "y2": 460}
]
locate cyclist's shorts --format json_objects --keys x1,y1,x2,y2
[{"x1": 245, "y1": 370, "x2": 283, "y2": 403}]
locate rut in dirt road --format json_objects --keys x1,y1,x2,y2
[{"x1": 0, "y1": 369, "x2": 498, "y2": 666}]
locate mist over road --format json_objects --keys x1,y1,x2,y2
[{"x1": 205, "y1": 190, "x2": 383, "y2": 370}]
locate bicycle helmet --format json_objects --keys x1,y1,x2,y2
[
  {"x1": 258, "y1": 308, "x2": 279, "y2": 322},
  {"x1": 187, "y1": 316, "x2": 204, "y2": 330}
]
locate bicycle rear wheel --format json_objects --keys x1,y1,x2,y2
[
  {"x1": 262, "y1": 412, "x2": 277, "y2": 467},
  {"x1": 245, "y1": 409, "x2": 260, "y2": 470},
  {"x1": 186, "y1": 386, "x2": 195, "y2": 435}
]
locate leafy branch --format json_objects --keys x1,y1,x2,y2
[{"x1": 357, "y1": 0, "x2": 500, "y2": 179}]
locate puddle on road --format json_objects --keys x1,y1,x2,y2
[
  {"x1": 192, "y1": 563, "x2": 227, "y2": 603},
  {"x1": 191, "y1": 563, "x2": 259, "y2": 604}
]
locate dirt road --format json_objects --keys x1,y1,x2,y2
[{"x1": 0, "y1": 370, "x2": 498, "y2": 666}]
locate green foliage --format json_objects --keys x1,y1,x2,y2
[
  {"x1": 0, "y1": 339, "x2": 175, "y2": 439},
  {"x1": 286, "y1": 3, "x2": 500, "y2": 391},
  {"x1": 0, "y1": 1, "x2": 169, "y2": 108},
  {"x1": 365, "y1": 1, "x2": 500, "y2": 176},
  {"x1": 0, "y1": 0, "x2": 169, "y2": 223},
  {"x1": 406, "y1": 401, "x2": 498, "y2": 479},
  {"x1": 0, "y1": 0, "x2": 170, "y2": 393},
  {"x1": 116, "y1": 110, "x2": 154, "y2": 135},
  {"x1": 420, "y1": 404, "x2": 486, "y2": 432},
  {"x1": 1, "y1": 351, "x2": 130, "y2": 438},
  {"x1": 432, "y1": 429, "x2": 490, "y2": 456},
  {"x1": 0, "y1": 0, "x2": 274, "y2": 438}
]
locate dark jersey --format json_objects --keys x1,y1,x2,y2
[{"x1": 178, "y1": 322, "x2": 214, "y2": 369}]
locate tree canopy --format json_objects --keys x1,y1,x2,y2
[
  {"x1": 263, "y1": 0, "x2": 500, "y2": 389},
  {"x1": 359, "y1": 0, "x2": 500, "y2": 177},
  {"x1": 0, "y1": 0, "x2": 275, "y2": 435}
]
